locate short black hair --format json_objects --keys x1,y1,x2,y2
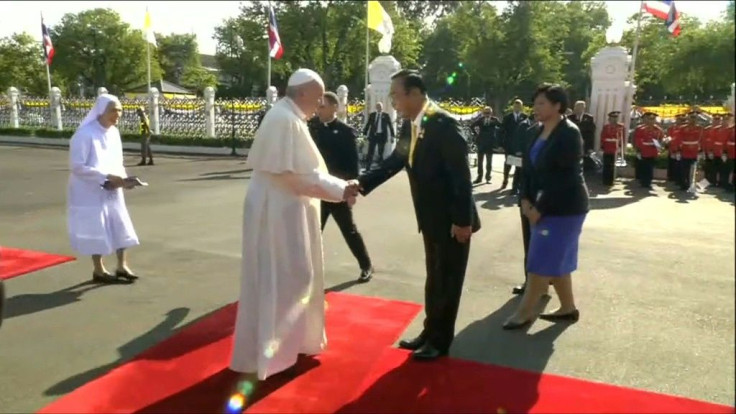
[
  {"x1": 390, "y1": 69, "x2": 427, "y2": 95},
  {"x1": 322, "y1": 91, "x2": 338, "y2": 106},
  {"x1": 532, "y1": 83, "x2": 569, "y2": 114}
]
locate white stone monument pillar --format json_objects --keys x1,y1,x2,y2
[
  {"x1": 589, "y1": 46, "x2": 633, "y2": 151},
  {"x1": 730, "y1": 83, "x2": 735, "y2": 114},
  {"x1": 96, "y1": 87, "x2": 108, "y2": 97},
  {"x1": 149, "y1": 87, "x2": 160, "y2": 135},
  {"x1": 337, "y1": 85, "x2": 349, "y2": 123},
  {"x1": 50, "y1": 87, "x2": 63, "y2": 131},
  {"x1": 368, "y1": 55, "x2": 401, "y2": 158},
  {"x1": 7, "y1": 87, "x2": 19, "y2": 129},
  {"x1": 204, "y1": 86, "x2": 216, "y2": 138}
]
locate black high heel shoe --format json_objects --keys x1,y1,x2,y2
[
  {"x1": 502, "y1": 319, "x2": 533, "y2": 330},
  {"x1": 115, "y1": 269, "x2": 139, "y2": 281}
]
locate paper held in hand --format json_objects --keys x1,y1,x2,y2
[
  {"x1": 101, "y1": 176, "x2": 149, "y2": 190},
  {"x1": 505, "y1": 155, "x2": 523, "y2": 167}
]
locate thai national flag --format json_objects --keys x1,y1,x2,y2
[
  {"x1": 41, "y1": 18, "x2": 55, "y2": 65},
  {"x1": 643, "y1": 0, "x2": 681, "y2": 37},
  {"x1": 267, "y1": 5, "x2": 283, "y2": 60}
]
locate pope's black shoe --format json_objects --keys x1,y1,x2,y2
[
  {"x1": 398, "y1": 335, "x2": 425, "y2": 351},
  {"x1": 512, "y1": 284, "x2": 525, "y2": 295},
  {"x1": 357, "y1": 268, "x2": 373, "y2": 283},
  {"x1": 411, "y1": 343, "x2": 447, "y2": 361}
]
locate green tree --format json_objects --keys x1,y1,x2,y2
[
  {"x1": 179, "y1": 65, "x2": 219, "y2": 96},
  {"x1": 50, "y1": 8, "x2": 162, "y2": 95},
  {"x1": 0, "y1": 33, "x2": 49, "y2": 95},
  {"x1": 155, "y1": 33, "x2": 201, "y2": 84}
]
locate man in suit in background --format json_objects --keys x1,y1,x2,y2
[
  {"x1": 569, "y1": 101, "x2": 597, "y2": 153},
  {"x1": 501, "y1": 99, "x2": 528, "y2": 189},
  {"x1": 358, "y1": 69, "x2": 480, "y2": 361},
  {"x1": 311, "y1": 92, "x2": 374, "y2": 283},
  {"x1": 362, "y1": 102, "x2": 395, "y2": 169},
  {"x1": 470, "y1": 106, "x2": 501, "y2": 184}
]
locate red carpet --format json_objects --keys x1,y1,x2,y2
[
  {"x1": 337, "y1": 348, "x2": 735, "y2": 414},
  {"x1": 39, "y1": 292, "x2": 423, "y2": 414},
  {"x1": 0, "y1": 247, "x2": 75, "y2": 280}
]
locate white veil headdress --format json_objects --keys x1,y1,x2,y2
[{"x1": 79, "y1": 94, "x2": 121, "y2": 128}]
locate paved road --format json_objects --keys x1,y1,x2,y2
[{"x1": 0, "y1": 144, "x2": 733, "y2": 412}]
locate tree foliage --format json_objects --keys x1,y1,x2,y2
[{"x1": 0, "y1": 33, "x2": 51, "y2": 95}]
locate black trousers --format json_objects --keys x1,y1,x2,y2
[
  {"x1": 704, "y1": 158, "x2": 717, "y2": 184},
  {"x1": 639, "y1": 157, "x2": 655, "y2": 187},
  {"x1": 679, "y1": 158, "x2": 697, "y2": 190},
  {"x1": 634, "y1": 157, "x2": 642, "y2": 180},
  {"x1": 476, "y1": 150, "x2": 493, "y2": 179},
  {"x1": 503, "y1": 159, "x2": 516, "y2": 184},
  {"x1": 366, "y1": 135, "x2": 387, "y2": 166},
  {"x1": 419, "y1": 232, "x2": 470, "y2": 353},
  {"x1": 721, "y1": 159, "x2": 735, "y2": 188},
  {"x1": 519, "y1": 207, "x2": 530, "y2": 286},
  {"x1": 602, "y1": 153, "x2": 615, "y2": 186},
  {"x1": 321, "y1": 201, "x2": 372, "y2": 270},
  {"x1": 666, "y1": 155, "x2": 676, "y2": 181},
  {"x1": 140, "y1": 134, "x2": 153, "y2": 161}
]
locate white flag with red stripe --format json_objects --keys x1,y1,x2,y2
[
  {"x1": 267, "y1": 4, "x2": 283, "y2": 60},
  {"x1": 643, "y1": 0, "x2": 681, "y2": 37}
]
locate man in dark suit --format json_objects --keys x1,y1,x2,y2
[
  {"x1": 358, "y1": 69, "x2": 480, "y2": 361},
  {"x1": 569, "y1": 101, "x2": 596, "y2": 153},
  {"x1": 311, "y1": 92, "x2": 374, "y2": 283},
  {"x1": 470, "y1": 106, "x2": 501, "y2": 184},
  {"x1": 362, "y1": 102, "x2": 395, "y2": 168},
  {"x1": 501, "y1": 99, "x2": 528, "y2": 189}
]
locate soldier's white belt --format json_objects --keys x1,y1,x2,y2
[
  {"x1": 604, "y1": 139, "x2": 617, "y2": 142},
  {"x1": 642, "y1": 142, "x2": 655, "y2": 146},
  {"x1": 683, "y1": 141, "x2": 699, "y2": 145}
]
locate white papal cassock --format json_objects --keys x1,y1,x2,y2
[
  {"x1": 67, "y1": 94, "x2": 139, "y2": 256},
  {"x1": 230, "y1": 96, "x2": 348, "y2": 380}
]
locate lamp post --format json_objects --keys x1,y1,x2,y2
[
  {"x1": 229, "y1": 32, "x2": 243, "y2": 156},
  {"x1": 77, "y1": 76, "x2": 84, "y2": 98}
]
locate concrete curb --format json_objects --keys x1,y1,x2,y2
[{"x1": 0, "y1": 135, "x2": 250, "y2": 156}]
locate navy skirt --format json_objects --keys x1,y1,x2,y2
[{"x1": 526, "y1": 214, "x2": 586, "y2": 277}]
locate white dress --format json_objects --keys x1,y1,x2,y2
[
  {"x1": 67, "y1": 121, "x2": 139, "y2": 256},
  {"x1": 230, "y1": 98, "x2": 347, "y2": 380}
]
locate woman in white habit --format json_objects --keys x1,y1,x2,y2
[{"x1": 67, "y1": 94, "x2": 140, "y2": 284}]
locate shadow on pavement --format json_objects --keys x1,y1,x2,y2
[
  {"x1": 473, "y1": 188, "x2": 517, "y2": 211},
  {"x1": 43, "y1": 307, "x2": 193, "y2": 396},
  {"x1": 325, "y1": 280, "x2": 360, "y2": 293},
  {"x1": 4, "y1": 280, "x2": 124, "y2": 320}
]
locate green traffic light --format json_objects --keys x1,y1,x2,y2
[
  {"x1": 458, "y1": 62, "x2": 464, "y2": 68},
  {"x1": 452, "y1": 72, "x2": 457, "y2": 77},
  {"x1": 446, "y1": 76, "x2": 455, "y2": 85}
]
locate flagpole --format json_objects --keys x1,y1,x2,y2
[
  {"x1": 267, "y1": 3, "x2": 272, "y2": 91},
  {"x1": 41, "y1": 12, "x2": 52, "y2": 129},
  {"x1": 146, "y1": 7, "x2": 151, "y2": 92},
  {"x1": 364, "y1": 2, "x2": 370, "y2": 123},
  {"x1": 621, "y1": 0, "x2": 644, "y2": 165}
]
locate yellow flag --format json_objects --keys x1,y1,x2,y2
[
  {"x1": 143, "y1": 9, "x2": 157, "y2": 47},
  {"x1": 367, "y1": 1, "x2": 394, "y2": 54}
]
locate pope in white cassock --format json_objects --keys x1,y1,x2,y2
[
  {"x1": 67, "y1": 94, "x2": 140, "y2": 284},
  {"x1": 230, "y1": 69, "x2": 361, "y2": 380}
]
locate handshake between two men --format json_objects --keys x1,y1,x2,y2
[{"x1": 342, "y1": 179, "x2": 363, "y2": 207}]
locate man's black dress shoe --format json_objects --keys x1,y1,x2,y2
[
  {"x1": 539, "y1": 309, "x2": 579, "y2": 322},
  {"x1": 412, "y1": 343, "x2": 446, "y2": 361},
  {"x1": 398, "y1": 336, "x2": 425, "y2": 351},
  {"x1": 357, "y1": 268, "x2": 373, "y2": 283},
  {"x1": 512, "y1": 285, "x2": 525, "y2": 295}
]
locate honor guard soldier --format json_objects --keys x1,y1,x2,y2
[
  {"x1": 633, "y1": 111, "x2": 663, "y2": 188},
  {"x1": 677, "y1": 111, "x2": 704, "y2": 190},
  {"x1": 666, "y1": 114, "x2": 686, "y2": 182},
  {"x1": 599, "y1": 111, "x2": 624, "y2": 186},
  {"x1": 701, "y1": 114, "x2": 723, "y2": 184},
  {"x1": 470, "y1": 107, "x2": 502, "y2": 184},
  {"x1": 722, "y1": 113, "x2": 735, "y2": 190}
]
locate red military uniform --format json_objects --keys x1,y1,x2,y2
[
  {"x1": 678, "y1": 125, "x2": 703, "y2": 160},
  {"x1": 711, "y1": 126, "x2": 727, "y2": 157},
  {"x1": 667, "y1": 123, "x2": 682, "y2": 154},
  {"x1": 634, "y1": 124, "x2": 663, "y2": 158},
  {"x1": 725, "y1": 125, "x2": 736, "y2": 159},
  {"x1": 600, "y1": 123, "x2": 624, "y2": 155},
  {"x1": 702, "y1": 125, "x2": 722, "y2": 157}
]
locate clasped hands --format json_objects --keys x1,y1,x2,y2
[{"x1": 343, "y1": 179, "x2": 363, "y2": 207}]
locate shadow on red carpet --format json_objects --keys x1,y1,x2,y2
[
  {"x1": 38, "y1": 292, "x2": 423, "y2": 414},
  {"x1": 336, "y1": 347, "x2": 735, "y2": 414},
  {"x1": 0, "y1": 246, "x2": 75, "y2": 280}
]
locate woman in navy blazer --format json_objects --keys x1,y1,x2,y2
[{"x1": 504, "y1": 84, "x2": 590, "y2": 330}]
